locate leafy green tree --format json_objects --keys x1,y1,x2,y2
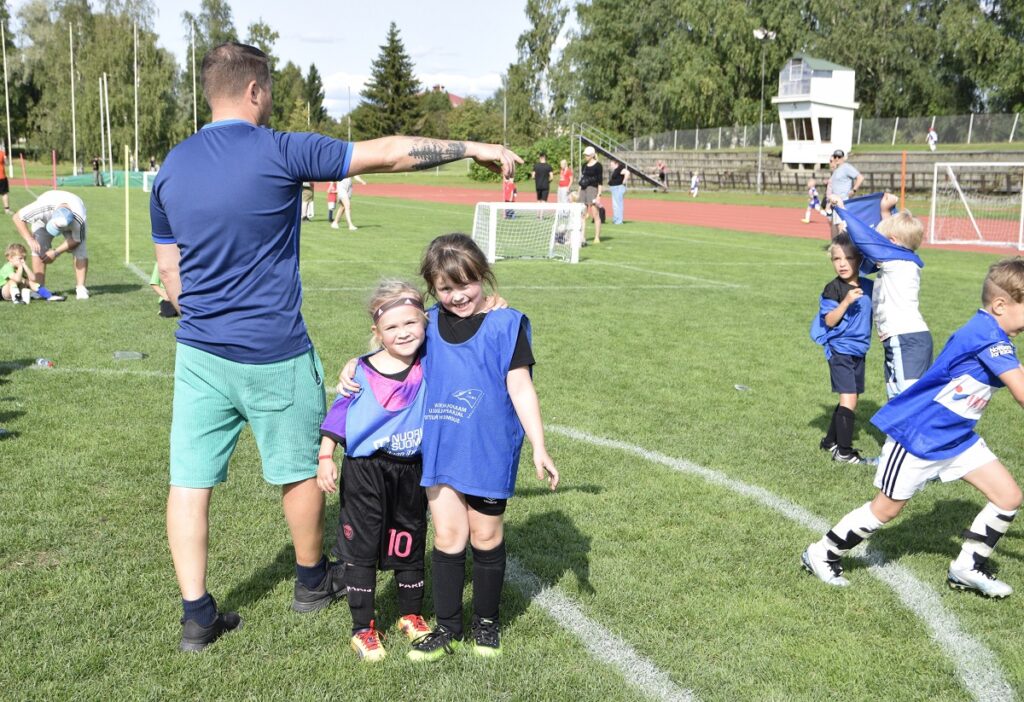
[
  {"x1": 505, "y1": 0, "x2": 567, "y2": 140},
  {"x1": 180, "y1": 0, "x2": 238, "y2": 128},
  {"x1": 245, "y1": 18, "x2": 279, "y2": 73},
  {"x1": 447, "y1": 96, "x2": 503, "y2": 144},
  {"x1": 414, "y1": 86, "x2": 452, "y2": 139},
  {"x1": 355, "y1": 22, "x2": 421, "y2": 137}
]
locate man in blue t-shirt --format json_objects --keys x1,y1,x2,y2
[
  {"x1": 802, "y1": 257, "x2": 1024, "y2": 599},
  {"x1": 152, "y1": 42, "x2": 521, "y2": 652}
]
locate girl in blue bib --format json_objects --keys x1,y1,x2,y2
[{"x1": 408, "y1": 233, "x2": 559, "y2": 661}]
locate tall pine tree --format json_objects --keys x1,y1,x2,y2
[{"x1": 357, "y1": 22, "x2": 421, "y2": 138}]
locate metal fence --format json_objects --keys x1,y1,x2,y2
[{"x1": 633, "y1": 112, "x2": 1023, "y2": 151}]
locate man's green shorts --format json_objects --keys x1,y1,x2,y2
[{"x1": 170, "y1": 343, "x2": 326, "y2": 488}]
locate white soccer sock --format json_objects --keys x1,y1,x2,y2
[
  {"x1": 955, "y1": 502, "x2": 1017, "y2": 568},
  {"x1": 820, "y1": 502, "x2": 884, "y2": 557}
]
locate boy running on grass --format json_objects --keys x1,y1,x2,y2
[{"x1": 803, "y1": 257, "x2": 1024, "y2": 597}]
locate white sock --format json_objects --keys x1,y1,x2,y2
[
  {"x1": 954, "y1": 502, "x2": 1016, "y2": 568},
  {"x1": 820, "y1": 502, "x2": 884, "y2": 557}
]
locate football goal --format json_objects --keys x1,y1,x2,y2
[
  {"x1": 929, "y1": 162, "x2": 1024, "y2": 249},
  {"x1": 472, "y1": 202, "x2": 586, "y2": 264}
]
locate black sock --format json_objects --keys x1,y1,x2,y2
[
  {"x1": 432, "y1": 548, "x2": 467, "y2": 636},
  {"x1": 182, "y1": 591, "x2": 217, "y2": 627},
  {"x1": 471, "y1": 541, "x2": 506, "y2": 622},
  {"x1": 295, "y1": 556, "x2": 327, "y2": 590},
  {"x1": 345, "y1": 564, "x2": 376, "y2": 633},
  {"x1": 835, "y1": 406, "x2": 856, "y2": 452},
  {"x1": 395, "y1": 568, "x2": 425, "y2": 617},
  {"x1": 824, "y1": 404, "x2": 839, "y2": 445}
]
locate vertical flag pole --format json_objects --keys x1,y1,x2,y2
[
  {"x1": 900, "y1": 151, "x2": 907, "y2": 210},
  {"x1": 1, "y1": 23, "x2": 11, "y2": 156},
  {"x1": 124, "y1": 144, "x2": 130, "y2": 265},
  {"x1": 70, "y1": 25, "x2": 78, "y2": 175}
]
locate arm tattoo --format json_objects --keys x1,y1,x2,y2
[{"x1": 407, "y1": 139, "x2": 468, "y2": 170}]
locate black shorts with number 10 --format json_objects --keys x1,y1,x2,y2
[{"x1": 331, "y1": 453, "x2": 428, "y2": 570}]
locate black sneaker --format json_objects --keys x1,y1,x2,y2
[
  {"x1": 819, "y1": 437, "x2": 837, "y2": 452},
  {"x1": 406, "y1": 624, "x2": 463, "y2": 662},
  {"x1": 291, "y1": 560, "x2": 347, "y2": 612},
  {"x1": 179, "y1": 611, "x2": 243, "y2": 652},
  {"x1": 469, "y1": 615, "x2": 502, "y2": 657},
  {"x1": 833, "y1": 448, "x2": 869, "y2": 465}
]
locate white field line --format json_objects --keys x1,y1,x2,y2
[
  {"x1": 3, "y1": 362, "x2": 694, "y2": 702},
  {"x1": 125, "y1": 262, "x2": 150, "y2": 281},
  {"x1": 548, "y1": 425, "x2": 1013, "y2": 702},
  {"x1": 507, "y1": 556, "x2": 695, "y2": 702},
  {"x1": 0, "y1": 362, "x2": 173, "y2": 378},
  {"x1": 586, "y1": 261, "x2": 745, "y2": 288}
]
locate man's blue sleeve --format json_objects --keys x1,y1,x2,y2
[{"x1": 838, "y1": 206, "x2": 923, "y2": 274}]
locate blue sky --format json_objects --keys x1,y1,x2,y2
[{"x1": 144, "y1": 0, "x2": 548, "y2": 118}]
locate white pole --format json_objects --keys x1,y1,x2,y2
[
  {"x1": 857, "y1": 117, "x2": 862, "y2": 145},
  {"x1": 1, "y1": 23, "x2": 11, "y2": 156},
  {"x1": 70, "y1": 25, "x2": 78, "y2": 175},
  {"x1": 98, "y1": 77, "x2": 106, "y2": 183},
  {"x1": 104, "y1": 73, "x2": 113, "y2": 183},
  {"x1": 191, "y1": 20, "x2": 197, "y2": 133},
  {"x1": 928, "y1": 162, "x2": 939, "y2": 244},
  {"x1": 133, "y1": 22, "x2": 138, "y2": 170},
  {"x1": 891, "y1": 116, "x2": 899, "y2": 146},
  {"x1": 1010, "y1": 113, "x2": 1019, "y2": 143},
  {"x1": 1018, "y1": 169, "x2": 1024, "y2": 251},
  {"x1": 757, "y1": 40, "x2": 766, "y2": 194},
  {"x1": 967, "y1": 113, "x2": 974, "y2": 145}
]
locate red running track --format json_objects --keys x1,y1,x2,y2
[{"x1": 357, "y1": 182, "x2": 1012, "y2": 256}]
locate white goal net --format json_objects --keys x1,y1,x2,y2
[
  {"x1": 472, "y1": 202, "x2": 585, "y2": 264},
  {"x1": 142, "y1": 170, "x2": 159, "y2": 193},
  {"x1": 929, "y1": 162, "x2": 1024, "y2": 249}
]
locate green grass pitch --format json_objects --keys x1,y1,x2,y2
[{"x1": 2, "y1": 184, "x2": 1023, "y2": 701}]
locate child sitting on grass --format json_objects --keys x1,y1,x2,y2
[
  {"x1": 811, "y1": 234, "x2": 873, "y2": 464},
  {"x1": 1, "y1": 243, "x2": 62, "y2": 303}
]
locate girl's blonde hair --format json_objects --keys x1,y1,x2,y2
[
  {"x1": 983, "y1": 257, "x2": 1024, "y2": 305},
  {"x1": 876, "y1": 210, "x2": 924, "y2": 251},
  {"x1": 367, "y1": 279, "x2": 426, "y2": 352},
  {"x1": 419, "y1": 233, "x2": 497, "y2": 300}
]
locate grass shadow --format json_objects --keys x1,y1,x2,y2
[
  {"x1": 856, "y1": 498, "x2": 1024, "y2": 572},
  {"x1": 83, "y1": 283, "x2": 145, "y2": 296}
]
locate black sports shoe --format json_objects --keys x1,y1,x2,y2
[
  {"x1": 179, "y1": 611, "x2": 243, "y2": 652},
  {"x1": 832, "y1": 448, "x2": 869, "y2": 465},
  {"x1": 469, "y1": 615, "x2": 502, "y2": 657},
  {"x1": 819, "y1": 437, "x2": 837, "y2": 452},
  {"x1": 406, "y1": 624, "x2": 463, "y2": 662},
  {"x1": 291, "y1": 561, "x2": 347, "y2": 612}
]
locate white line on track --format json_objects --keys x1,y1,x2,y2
[
  {"x1": 586, "y1": 261, "x2": 745, "y2": 288},
  {"x1": 507, "y1": 556, "x2": 695, "y2": 702},
  {"x1": 548, "y1": 425, "x2": 1013, "y2": 702}
]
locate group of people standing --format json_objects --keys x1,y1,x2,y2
[{"x1": 151, "y1": 41, "x2": 557, "y2": 662}]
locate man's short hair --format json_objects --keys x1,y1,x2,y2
[
  {"x1": 983, "y1": 258, "x2": 1024, "y2": 304},
  {"x1": 201, "y1": 42, "x2": 271, "y2": 105}
]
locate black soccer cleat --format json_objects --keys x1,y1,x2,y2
[{"x1": 179, "y1": 611, "x2": 243, "y2": 652}]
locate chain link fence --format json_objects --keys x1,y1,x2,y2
[{"x1": 633, "y1": 113, "x2": 1023, "y2": 151}]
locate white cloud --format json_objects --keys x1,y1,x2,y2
[{"x1": 321, "y1": 69, "x2": 501, "y2": 117}]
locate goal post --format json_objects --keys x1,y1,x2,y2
[
  {"x1": 929, "y1": 162, "x2": 1024, "y2": 249},
  {"x1": 471, "y1": 202, "x2": 586, "y2": 264}
]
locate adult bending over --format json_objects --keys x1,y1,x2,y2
[{"x1": 13, "y1": 190, "x2": 89, "y2": 299}]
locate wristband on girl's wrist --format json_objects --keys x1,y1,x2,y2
[{"x1": 318, "y1": 454, "x2": 333, "y2": 460}]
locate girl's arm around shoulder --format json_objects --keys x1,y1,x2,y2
[{"x1": 507, "y1": 366, "x2": 559, "y2": 490}]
